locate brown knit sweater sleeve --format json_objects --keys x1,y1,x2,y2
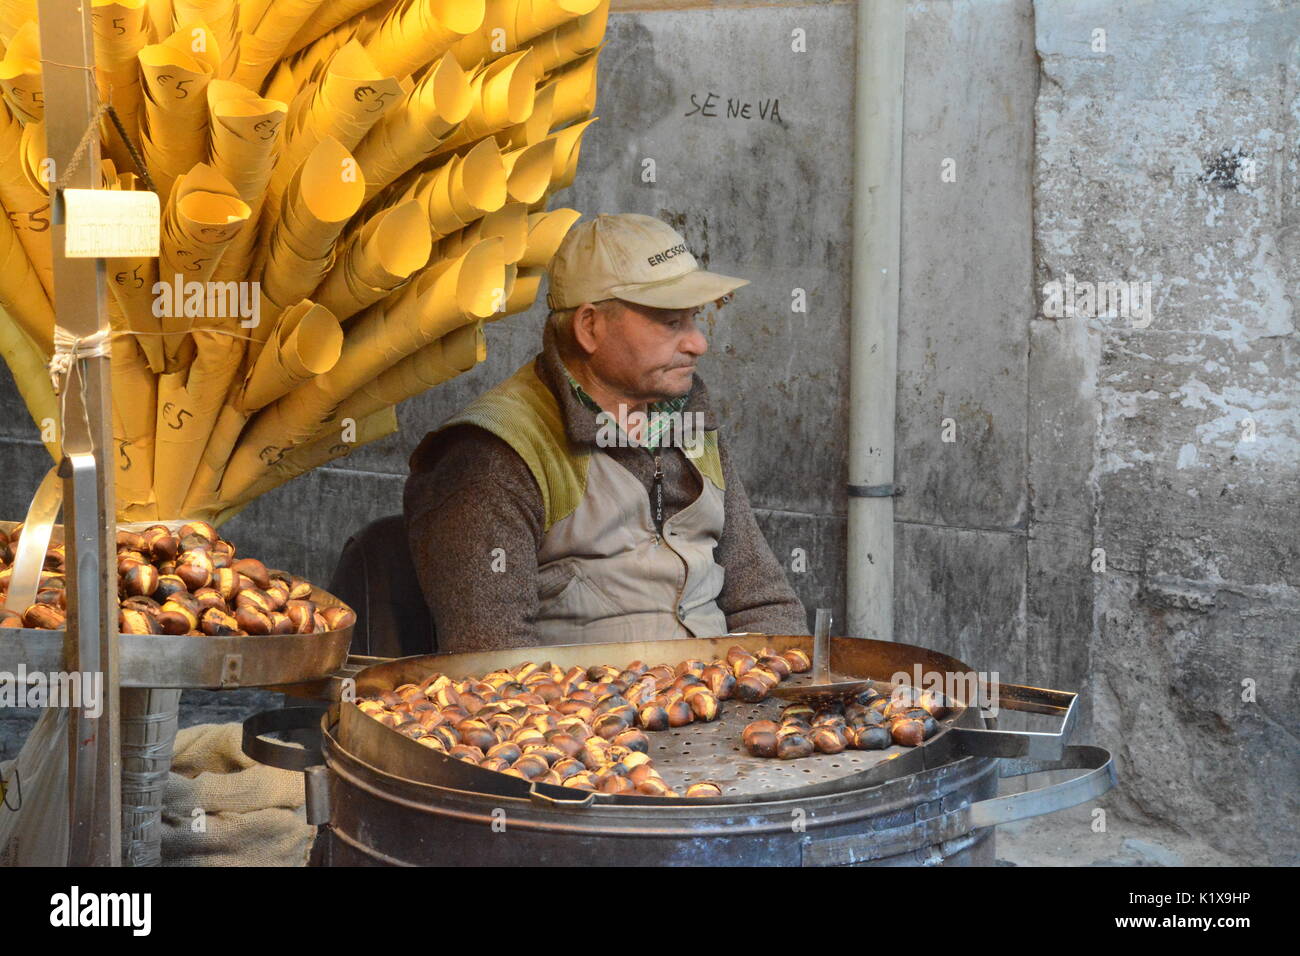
[
  {"x1": 403, "y1": 425, "x2": 546, "y2": 654},
  {"x1": 713, "y1": 437, "x2": 811, "y2": 636}
]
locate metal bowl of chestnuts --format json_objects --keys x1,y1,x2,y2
[{"x1": 0, "y1": 519, "x2": 353, "y2": 688}]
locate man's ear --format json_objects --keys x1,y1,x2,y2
[{"x1": 572, "y1": 302, "x2": 602, "y2": 356}]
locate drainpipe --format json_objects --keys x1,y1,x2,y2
[{"x1": 847, "y1": 0, "x2": 906, "y2": 640}]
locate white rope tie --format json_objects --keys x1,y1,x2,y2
[{"x1": 49, "y1": 326, "x2": 111, "y2": 396}]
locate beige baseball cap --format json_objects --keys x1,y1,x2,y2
[{"x1": 545, "y1": 213, "x2": 750, "y2": 311}]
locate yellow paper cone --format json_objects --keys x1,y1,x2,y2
[
  {"x1": 0, "y1": 188, "x2": 51, "y2": 353},
  {"x1": 283, "y1": 0, "x2": 384, "y2": 55},
  {"x1": 545, "y1": 45, "x2": 600, "y2": 128},
  {"x1": 0, "y1": 303, "x2": 56, "y2": 459},
  {"x1": 173, "y1": 0, "x2": 239, "y2": 76},
  {"x1": 493, "y1": 80, "x2": 555, "y2": 153},
  {"x1": 361, "y1": 0, "x2": 483, "y2": 79},
  {"x1": 269, "y1": 41, "x2": 399, "y2": 217},
  {"x1": 312, "y1": 199, "x2": 430, "y2": 321},
  {"x1": 206, "y1": 79, "x2": 288, "y2": 281},
  {"x1": 451, "y1": 0, "x2": 600, "y2": 69},
  {"x1": 502, "y1": 263, "x2": 544, "y2": 316},
  {"x1": 239, "y1": 299, "x2": 342, "y2": 411},
  {"x1": 437, "y1": 198, "x2": 527, "y2": 265},
  {"x1": 0, "y1": 2, "x2": 36, "y2": 45},
  {"x1": 91, "y1": 1, "x2": 149, "y2": 173},
  {"x1": 0, "y1": 102, "x2": 51, "y2": 297},
  {"x1": 110, "y1": 330, "x2": 159, "y2": 514},
  {"x1": 434, "y1": 49, "x2": 535, "y2": 154},
  {"x1": 501, "y1": 137, "x2": 556, "y2": 203},
  {"x1": 138, "y1": 24, "x2": 220, "y2": 200},
  {"x1": 351, "y1": 50, "x2": 471, "y2": 200},
  {"x1": 529, "y1": 0, "x2": 608, "y2": 75},
  {"x1": 260, "y1": 136, "x2": 364, "y2": 305},
  {"x1": 156, "y1": 162, "x2": 252, "y2": 366},
  {"x1": 215, "y1": 404, "x2": 398, "y2": 519},
  {"x1": 231, "y1": 0, "x2": 328, "y2": 89},
  {"x1": 0, "y1": 21, "x2": 41, "y2": 124},
  {"x1": 151, "y1": 330, "x2": 242, "y2": 517},
  {"x1": 517, "y1": 205, "x2": 580, "y2": 268},
  {"x1": 329, "y1": 317, "x2": 482, "y2": 423}
]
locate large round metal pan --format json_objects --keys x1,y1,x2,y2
[{"x1": 341, "y1": 634, "x2": 984, "y2": 806}]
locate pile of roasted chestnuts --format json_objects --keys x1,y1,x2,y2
[
  {"x1": 357, "y1": 644, "x2": 814, "y2": 797},
  {"x1": 0, "y1": 521, "x2": 354, "y2": 637},
  {"x1": 742, "y1": 683, "x2": 949, "y2": 759}
]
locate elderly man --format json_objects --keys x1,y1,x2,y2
[{"x1": 404, "y1": 213, "x2": 808, "y2": 652}]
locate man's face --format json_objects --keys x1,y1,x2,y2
[{"x1": 584, "y1": 298, "x2": 711, "y2": 402}]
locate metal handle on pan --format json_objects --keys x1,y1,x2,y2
[
  {"x1": 947, "y1": 682, "x2": 1079, "y2": 760},
  {"x1": 242, "y1": 707, "x2": 326, "y2": 771},
  {"x1": 242, "y1": 707, "x2": 333, "y2": 825},
  {"x1": 966, "y1": 744, "x2": 1116, "y2": 827},
  {"x1": 528, "y1": 783, "x2": 597, "y2": 808}
]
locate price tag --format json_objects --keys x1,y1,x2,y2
[{"x1": 62, "y1": 188, "x2": 160, "y2": 258}]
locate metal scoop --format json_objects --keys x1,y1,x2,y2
[{"x1": 769, "y1": 608, "x2": 876, "y2": 706}]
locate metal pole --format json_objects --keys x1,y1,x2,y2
[
  {"x1": 37, "y1": 0, "x2": 122, "y2": 866},
  {"x1": 847, "y1": 0, "x2": 906, "y2": 640}
]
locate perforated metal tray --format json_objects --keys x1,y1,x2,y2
[{"x1": 341, "y1": 634, "x2": 979, "y2": 805}]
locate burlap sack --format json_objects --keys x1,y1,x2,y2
[{"x1": 161, "y1": 723, "x2": 314, "y2": 867}]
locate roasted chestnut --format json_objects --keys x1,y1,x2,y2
[
  {"x1": 888, "y1": 717, "x2": 926, "y2": 747},
  {"x1": 551, "y1": 757, "x2": 584, "y2": 780},
  {"x1": 231, "y1": 557, "x2": 271, "y2": 590},
  {"x1": 199, "y1": 608, "x2": 239, "y2": 636},
  {"x1": 613, "y1": 728, "x2": 649, "y2": 753},
  {"x1": 234, "y1": 605, "x2": 273, "y2": 635},
  {"x1": 175, "y1": 550, "x2": 214, "y2": 591},
  {"x1": 592, "y1": 711, "x2": 629, "y2": 739},
  {"x1": 776, "y1": 732, "x2": 814, "y2": 760},
  {"x1": 674, "y1": 659, "x2": 706, "y2": 679},
  {"x1": 511, "y1": 753, "x2": 550, "y2": 779},
  {"x1": 598, "y1": 775, "x2": 635, "y2": 795},
  {"x1": 448, "y1": 744, "x2": 485, "y2": 763},
  {"x1": 153, "y1": 574, "x2": 188, "y2": 602},
  {"x1": 687, "y1": 690, "x2": 720, "y2": 722},
  {"x1": 637, "y1": 704, "x2": 669, "y2": 731},
  {"x1": 121, "y1": 563, "x2": 160, "y2": 598},
  {"x1": 743, "y1": 729, "x2": 779, "y2": 758},
  {"x1": 457, "y1": 719, "x2": 498, "y2": 751},
  {"x1": 851, "y1": 725, "x2": 892, "y2": 750},
  {"x1": 665, "y1": 699, "x2": 694, "y2": 727},
  {"x1": 486, "y1": 741, "x2": 522, "y2": 765},
  {"x1": 810, "y1": 725, "x2": 848, "y2": 754},
  {"x1": 701, "y1": 664, "x2": 736, "y2": 700},
  {"x1": 119, "y1": 607, "x2": 157, "y2": 635},
  {"x1": 781, "y1": 648, "x2": 812, "y2": 673},
  {"x1": 733, "y1": 675, "x2": 769, "y2": 702},
  {"x1": 685, "y1": 781, "x2": 723, "y2": 799},
  {"x1": 23, "y1": 604, "x2": 65, "y2": 629}
]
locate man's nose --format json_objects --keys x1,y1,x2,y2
[{"x1": 681, "y1": 324, "x2": 709, "y2": 357}]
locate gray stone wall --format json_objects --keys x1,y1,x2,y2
[{"x1": 0, "y1": 0, "x2": 1294, "y2": 862}]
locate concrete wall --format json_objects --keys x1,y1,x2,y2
[{"x1": 0, "y1": 0, "x2": 1294, "y2": 862}]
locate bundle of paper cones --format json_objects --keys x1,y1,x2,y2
[{"x1": 0, "y1": 0, "x2": 605, "y2": 523}]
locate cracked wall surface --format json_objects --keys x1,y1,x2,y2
[{"x1": 1033, "y1": 0, "x2": 1298, "y2": 862}]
